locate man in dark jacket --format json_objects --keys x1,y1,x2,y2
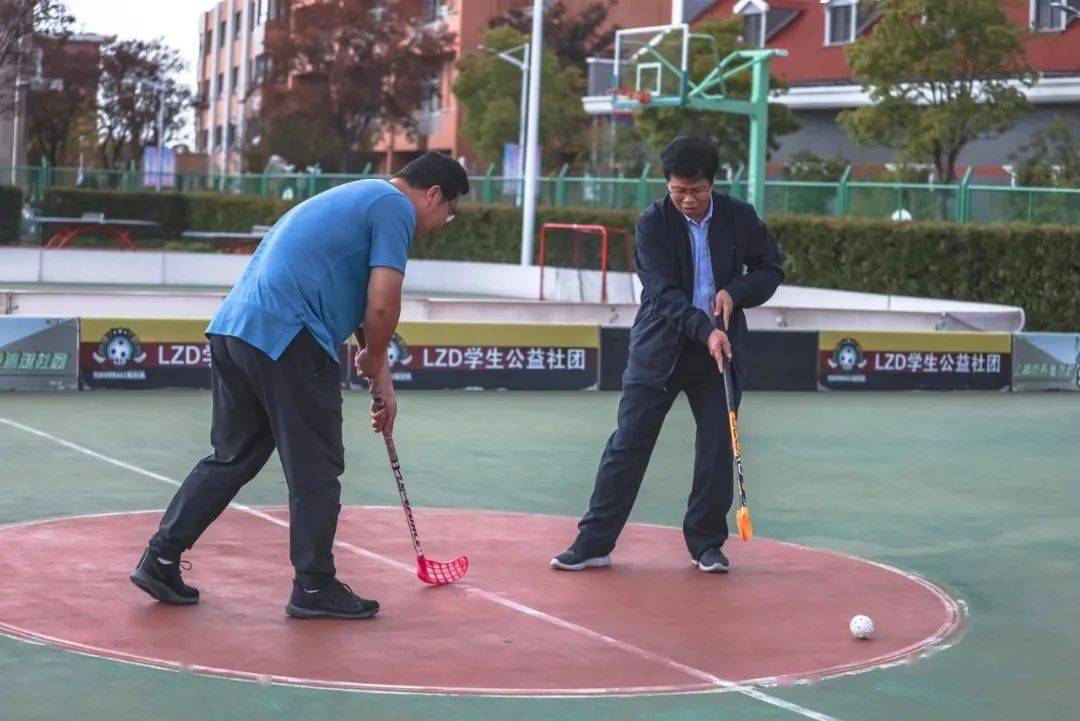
[{"x1": 551, "y1": 137, "x2": 784, "y2": 573}]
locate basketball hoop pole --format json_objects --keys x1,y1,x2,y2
[{"x1": 520, "y1": 0, "x2": 545, "y2": 267}]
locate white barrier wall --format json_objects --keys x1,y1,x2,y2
[{"x1": 0, "y1": 247, "x2": 1025, "y2": 332}]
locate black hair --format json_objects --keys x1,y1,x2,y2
[
  {"x1": 394, "y1": 151, "x2": 470, "y2": 201},
  {"x1": 660, "y1": 136, "x2": 720, "y2": 183}
]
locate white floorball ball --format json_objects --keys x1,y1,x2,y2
[{"x1": 850, "y1": 614, "x2": 874, "y2": 640}]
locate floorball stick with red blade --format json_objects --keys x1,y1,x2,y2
[{"x1": 371, "y1": 390, "x2": 469, "y2": 585}]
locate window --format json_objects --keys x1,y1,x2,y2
[
  {"x1": 249, "y1": 1, "x2": 256, "y2": 31},
  {"x1": 421, "y1": 70, "x2": 442, "y2": 113},
  {"x1": 825, "y1": 0, "x2": 855, "y2": 44},
  {"x1": 231, "y1": 65, "x2": 239, "y2": 91},
  {"x1": 234, "y1": 11, "x2": 242, "y2": 38},
  {"x1": 199, "y1": 129, "x2": 209, "y2": 152},
  {"x1": 1032, "y1": 0, "x2": 1079, "y2": 30},
  {"x1": 258, "y1": 0, "x2": 269, "y2": 24},
  {"x1": 199, "y1": 79, "x2": 209, "y2": 102},
  {"x1": 214, "y1": 125, "x2": 223, "y2": 148},
  {"x1": 227, "y1": 123, "x2": 237, "y2": 148},
  {"x1": 219, "y1": 21, "x2": 226, "y2": 47},
  {"x1": 203, "y1": 29, "x2": 211, "y2": 55},
  {"x1": 267, "y1": 0, "x2": 288, "y2": 22},
  {"x1": 217, "y1": 72, "x2": 224, "y2": 97},
  {"x1": 743, "y1": 8, "x2": 765, "y2": 47},
  {"x1": 822, "y1": 0, "x2": 881, "y2": 45},
  {"x1": 735, "y1": 1, "x2": 799, "y2": 48},
  {"x1": 254, "y1": 54, "x2": 269, "y2": 84},
  {"x1": 423, "y1": 0, "x2": 445, "y2": 22},
  {"x1": 734, "y1": 0, "x2": 803, "y2": 47}
]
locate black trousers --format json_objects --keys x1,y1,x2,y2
[
  {"x1": 149, "y1": 330, "x2": 345, "y2": 587},
  {"x1": 573, "y1": 345, "x2": 740, "y2": 560}
]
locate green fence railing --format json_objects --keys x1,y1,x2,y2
[{"x1": 3, "y1": 162, "x2": 1078, "y2": 226}]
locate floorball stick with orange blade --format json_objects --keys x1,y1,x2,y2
[{"x1": 721, "y1": 356, "x2": 753, "y2": 541}]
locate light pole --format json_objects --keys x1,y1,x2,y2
[
  {"x1": 478, "y1": 42, "x2": 530, "y2": 206},
  {"x1": 10, "y1": 36, "x2": 28, "y2": 186},
  {"x1": 136, "y1": 78, "x2": 168, "y2": 192},
  {"x1": 520, "y1": 0, "x2": 545, "y2": 267}
]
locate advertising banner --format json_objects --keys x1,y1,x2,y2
[
  {"x1": 598, "y1": 328, "x2": 818, "y2": 391},
  {"x1": 0, "y1": 317, "x2": 79, "y2": 391},
  {"x1": 348, "y1": 322, "x2": 599, "y2": 390},
  {"x1": 1011, "y1": 333, "x2": 1080, "y2": 392},
  {"x1": 80, "y1": 318, "x2": 211, "y2": 389},
  {"x1": 818, "y1": 331, "x2": 1011, "y2": 391}
]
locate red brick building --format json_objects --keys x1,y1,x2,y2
[{"x1": 700, "y1": 0, "x2": 1080, "y2": 175}]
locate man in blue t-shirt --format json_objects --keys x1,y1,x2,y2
[{"x1": 130, "y1": 152, "x2": 469, "y2": 619}]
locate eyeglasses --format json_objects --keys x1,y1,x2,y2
[{"x1": 667, "y1": 184, "x2": 712, "y2": 199}]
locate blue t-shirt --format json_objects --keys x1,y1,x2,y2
[{"x1": 207, "y1": 179, "x2": 415, "y2": 361}]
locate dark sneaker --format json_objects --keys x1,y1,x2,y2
[
  {"x1": 692, "y1": 547, "x2": 730, "y2": 574},
  {"x1": 550, "y1": 547, "x2": 612, "y2": 571},
  {"x1": 285, "y1": 579, "x2": 379, "y2": 620},
  {"x1": 130, "y1": 548, "x2": 200, "y2": 605}
]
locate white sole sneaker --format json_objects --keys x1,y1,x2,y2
[
  {"x1": 691, "y1": 557, "x2": 730, "y2": 573},
  {"x1": 550, "y1": 554, "x2": 612, "y2": 571}
]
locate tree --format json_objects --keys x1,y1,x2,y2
[
  {"x1": 0, "y1": 0, "x2": 70, "y2": 69},
  {"x1": 242, "y1": 112, "x2": 341, "y2": 173},
  {"x1": 25, "y1": 34, "x2": 98, "y2": 166},
  {"x1": 494, "y1": 0, "x2": 617, "y2": 71},
  {"x1": 453, "y1": 26, "x2": 586, "y2": 169},
  {"x1": 262, "y1": 0, "x2": 456, "y2": 172},
  {"x1": 1010, "y1": 115, "x2": 1080, "y2": 188},
  {"x1": 840, "y1": 0, "x2": 1037, "y2": 183},
  {"x1": 632, "y1": 19, "x2": 799, "y2": 171},
  {"x1": 96, "y1": 38, "x2": 191, "y2": 170},
  {"x1": 782, "y1": 150, "x2": 849, "y2": 181}
]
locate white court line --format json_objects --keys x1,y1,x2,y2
[{"x1": 0, "y1": 415, "x2": 838, "y2": 721}]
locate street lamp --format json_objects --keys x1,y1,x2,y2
[{"x1": 477, "y1": 42, "x2": 530, "y2": 206}]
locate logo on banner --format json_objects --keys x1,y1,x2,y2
[
  {"x1": 828, "y1": 338, "x2": 867, "y2": 373},
  {"x1": 387, "y1": 334, "x2": 412, "y2": 369},
  {"x1": 92, "y1": 328, "x2": 147, "y2": 367}
]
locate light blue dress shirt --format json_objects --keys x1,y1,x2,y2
[{"x1": 683, "y1": 199, "x2": 716, "y2": 316}]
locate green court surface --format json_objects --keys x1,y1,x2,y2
[{"x1": 0, "y1": 390, "x2": 1077, "y2": 721}]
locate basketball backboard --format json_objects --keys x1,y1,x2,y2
[{"x1": 611, "y1": 24, "x2": 690, "y2": 109}]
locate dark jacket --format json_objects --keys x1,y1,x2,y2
[{"x1": 625, "y1": 192, "x2": 785, "y2": 389}]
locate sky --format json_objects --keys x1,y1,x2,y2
[{"x1": 63, "y1": 0, "x2": 203, "y2": 143}]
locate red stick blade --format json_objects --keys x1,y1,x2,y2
[{"x1": 416, "y1": 554, "x2": 469, "y2": 585}]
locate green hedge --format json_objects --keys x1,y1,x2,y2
[
  {"x1": 41, "y1": 188, "x2": 297, "y2": 238},
  {"x1": 35, "y1": 189, "x2": 1080, "y2": 330},
  {"x1": 185, "y1": 194, "x2": 297, "y2": 232},
  {"x1": 770, "y1": 216, "x2": 1080, "y2": 332},
  {"x1": 0, "y1": 185, "x2": 23, "y2": 243},
  {"x1": 418, "y1": 204, "x2": 638, "y2": 269},
  {"x1": 43, "y1": 188, "x2": 189, "y2": 237}
]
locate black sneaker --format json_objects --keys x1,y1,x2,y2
[
  {"x1": 285, "y1": 579, "x2": 380, "y2": 620},
  {"x1": 550, "y1": 547, "x2": 612, "y2": 571},
  {"x1": 130, "y1": 548, "x2": 200, "y2": 605},
  {"x1": 692, "y1": 547, "x2": 730, "y2": 574}
]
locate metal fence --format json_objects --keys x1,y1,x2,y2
[{"x1": 4, "y1": 161, "x2": 1079, "y2": 226}]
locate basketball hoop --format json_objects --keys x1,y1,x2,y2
[{"x1": 607, "y1": 88, "x2": 652, "y2": 107}]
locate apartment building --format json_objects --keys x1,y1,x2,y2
[{"x1": 195, "y1": 0, "x2": 686, "y2": 173}]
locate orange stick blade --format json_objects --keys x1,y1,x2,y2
[{"x1": 736, "y1": 506, "x2": 753, "y2": 541}]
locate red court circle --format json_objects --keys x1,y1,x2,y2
[{"x1": 0, "y1": 508, "x2": 964, "y2": 697}]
